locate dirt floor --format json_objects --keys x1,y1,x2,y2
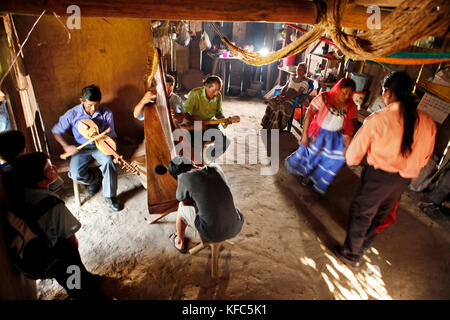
[{"x1": 39, "y1": 96, "x2": 450, "y2": 300}]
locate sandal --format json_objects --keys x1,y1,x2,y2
[{"x1": 169, "y1": 232, "x2": 187, "y2": 254}]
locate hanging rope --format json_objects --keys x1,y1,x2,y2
[
  {"x1": 144, "y1": 48, "x2": 159, "y2": 91},
  {"x1": 210, "y1": 22, "x2": 325, "y2": 66},
  {"x1": 211, "y1": 0, "x2": 448, "y2": 66},
  {"x1": 286, "y1": 23, "x2": 338, "y2": 48},
  {"x1": 286, "y1": 23, "x2": 450, "y2": 65}
]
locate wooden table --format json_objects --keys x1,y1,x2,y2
[
  {"x1": 211, "y1": 55, "x2": 244, "y2": 97},
  {"x1": 357, "y1": 109, "x2": 371, "y2": 123}
]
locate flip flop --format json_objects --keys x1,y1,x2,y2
[{"x1": 169, "y1": 232, "x2": 187, "y2": 254}]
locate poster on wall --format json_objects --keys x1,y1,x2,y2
[{"x1": 417, "y1": 93, "x2": 450, "y2": 124}]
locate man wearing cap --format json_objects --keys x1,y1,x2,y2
[{"x1": 167, "y1": 156, "x2": 244, "y2": 253}]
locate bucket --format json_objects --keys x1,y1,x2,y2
[
  {"x1": 352, "y1": 91, "x2": 366, "y2": 110},
  {"x1": 283, "y1": 54, "x2": 296, "y2": 66},
  {"x1": 350, "y1": 73, "x2": 368, "y2": 92}
]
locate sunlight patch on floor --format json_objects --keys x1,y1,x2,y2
[{"x1": 314, "y1": 252, "x2": 393, "y2": 300}]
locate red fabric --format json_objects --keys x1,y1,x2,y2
[
  {"x1": 342, "y1": 102, "x2": 357, "y2": 136},
  {"x1": 294, "y1": 108, "x2": 303, "y2": 121},
  {"x1": 306, "y1": 78, "x2": 357, "y2": 138},
  {"x1": 375, "y1": 198, "x2": 401, "y2": 234}
]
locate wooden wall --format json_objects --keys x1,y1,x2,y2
[
  {"x1": 12, "y1": 16, "x2": 153, "y2": 160},
  {"x1": 361, "y1": 60, "x2": 449, "y2": 157}
]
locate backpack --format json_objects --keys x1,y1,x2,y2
[{"x1": 3, "y1": 195, "x2": 63, "y2": 279}]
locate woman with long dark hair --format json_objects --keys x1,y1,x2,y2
[
  {"x1": 335, "y1": 71, "x2": 437, "y2": 268},
  {"x1": 285, "y1": 78, "x2": 358, "y2": 194}
]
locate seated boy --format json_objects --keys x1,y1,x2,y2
[{"x1": 10, "y1": 152, "x2": 108, "y2": 300}]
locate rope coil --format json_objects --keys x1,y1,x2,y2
[{"x1": 211, "y1": 0, "x2": 449, "y2": 66}]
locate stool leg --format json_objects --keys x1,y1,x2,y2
[
  {"x1": 222, "y1": 240, "x2": 233, "y2": 249},
  {"x1": 211, "y1": 243, "x2": 221, "y2": 278},
  {"x1": 73, "y1": 180, "x2": 81, "y2": 208},
  {"x1": 189, "y1": 242, "x2": 208, "y2": 255}
]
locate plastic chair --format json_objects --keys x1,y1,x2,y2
[
  {"x1": 287, "y1": 79, "x2": 314, "y2": 132},
  {"x1": 274, "y1": 79, "x2": 314, "y2": 132}
]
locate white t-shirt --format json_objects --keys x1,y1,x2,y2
[{"x1": 287, "y1": 77, "x2": 309, "y2": 94}]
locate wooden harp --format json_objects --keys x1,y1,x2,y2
[{"x1": 144, "y1": 49, "x2": 178, "y2": 222}]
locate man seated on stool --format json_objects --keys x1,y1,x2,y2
[
  {"x1": 167, "y1": 156, "x2": 244, "y2": 253},
  {"x1": 181, "y1": 75, "x2": 232, "y2": 164},
  {"x1": 52, "y1": 84, "x2": 122, "y2": 211}
]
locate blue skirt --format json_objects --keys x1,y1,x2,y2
[{"x1": 285, "y1": 128, "x2": 345, "y2": 194}]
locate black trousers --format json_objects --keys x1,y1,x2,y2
[
  {"x1": 46, "y1": 240, "x2": 105, "y2": 300},
  {"x1": 341, "y1": 166, "x2": 411, "y2": 262},
  {"x1": 185, "y1": 125, "x2": 230, "y2": 163}
]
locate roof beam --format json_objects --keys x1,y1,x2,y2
[{"x1": 0, "y1": 0, "x2": 391, "y2": 31}]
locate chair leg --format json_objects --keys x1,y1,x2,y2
[
  {"x1": 73, "y1": 180, "x2": 81, "y2": 208},
  {"x1": 287, "y1": 109, "x2": 295, "y2": 132}
]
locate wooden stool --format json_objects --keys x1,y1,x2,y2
[
  {"x1": 189, "y1": 239, "x2": 233, "y2": 278},
  {"x1": 73, "y1": 160, "x2": 100, "y2": 208}
]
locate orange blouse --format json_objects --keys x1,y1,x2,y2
[{"x1": 346, "y1": 102, "x2": 436, "y2": 178}]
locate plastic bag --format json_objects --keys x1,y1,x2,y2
[
  {"x1": 175, "y1": 22, "x2": 191, "y2": 46},
  {"x1": 199, "y1": 31, "x2": 211, "y2": 51}
]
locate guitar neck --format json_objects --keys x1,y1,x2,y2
[
  {"x1": 202, "y1": 118, "x2": 228, "y2": 125},
  {"x1": 180, "y1": 117, "x2": 229, "y2": 131},
  {"x1": 99, "y1": 140, "x2": 140, "y2": 176}
]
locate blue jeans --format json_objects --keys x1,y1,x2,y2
[{"x1": 69, "y1": 147, "x2": 117, "y2": 198}]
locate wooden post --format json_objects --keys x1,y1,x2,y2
[{"x1": 412, "y1": 64, "x2": 424, "y2": 95}]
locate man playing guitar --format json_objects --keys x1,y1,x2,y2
[{"x1": 179, "y1": 75, "x2": 233, "y2": 164}]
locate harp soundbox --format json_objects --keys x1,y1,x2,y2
[{"x1": 144, "y1": 49, "x2": 178, "y2": 223}]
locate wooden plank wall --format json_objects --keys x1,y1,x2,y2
[{"x1": 11, "y1": 16, "x2": 153, "y2": 161}]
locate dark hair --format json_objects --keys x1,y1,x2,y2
[
  {"x1": 0, "y1": 130, "x2": 25, "y2": 163},
  {"x1": 297, "y1": 63, "x2": 307, "y2": 72},
  {"x1": 13, "y1": 152, "x2": 49, "y2": 189},
  {"x1": 383, "y1": 71, "x2": 417, "y2": 157},
  {"x1": 203, "y1": 75, "x2": 222, "y2": 88},
  {"x1": 81, "y1": 84, "x2": 102, "y2": 102},
  {"x1": 338, "y1": 78, "x2": 356, "y2": 91},
  {"x1": 168, "y1": 156, "x2": 193, "y2": 180},
  {"x1": 165, "y1": 74, "x2": 175, "y2": 84}
]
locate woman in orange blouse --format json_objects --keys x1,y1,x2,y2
[{"x1": 334, "y1": 71, "x2": 436, "y2": 268}]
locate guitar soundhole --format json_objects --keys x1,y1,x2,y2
[{"x1": 155, "y1": 165, "x2": 167, "y2": 175}]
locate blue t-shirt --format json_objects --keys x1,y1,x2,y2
[
  {"x1": 52, "y1": 104, "x2": 117, "y2": 146},
  {"x1": 137, "y1": 93, "x2": 183, "y2": 120}
]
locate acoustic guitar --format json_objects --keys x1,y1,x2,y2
[
  {"x1": 76, "y1": 118, "x2": 140, "y2": 175},
  {"x1": 179, "y1": 115, "x2": 240, "y2": 131}
]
